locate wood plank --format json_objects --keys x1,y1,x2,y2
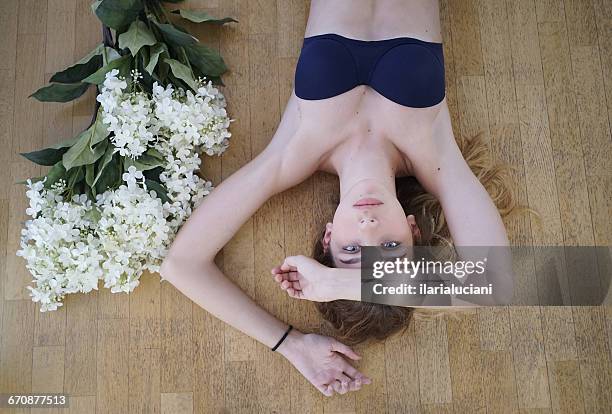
[
  {"x1": 0, "y1": 68, "x2": 15, "y2": 171},
  {"x1": 64, "y1": 395, "x2": 96, "y2": 413},
  {"x1": 569, "y1": 45, "x2": 612, "y2": 247},
  {"x1": 129, "y1": 347, "x2": 161, "y2": 414},
  {"x1": 0, "y1": 199, "x2": 8, "y2": 354},
  {"x1": 63, "y1": 292, "x2": 98, "y2": 394},
  {"x1": 161, "y1": 392, "x2": 193, "y2": 414},
  {"x1": 13, "y1": 33, "x2": 46, "y2": 156},
  {"x1": 457, "y1": 75, "x2": 490, "y2": 139},
  {"x1": 0, "y1": 300, "x2": 36, "y2": 392},
  {"x1": 355, "y1": 340, "x2": 386, "y2": 413},
  {"x1": 541, "y1": 307, "x2": 577, "y2": 361},
  {"x1": 515, "y1": 83, "x2": 562, "y2": 246},
  {"x1": 535, "y1": 0, "x2": 565, "y2": 23},
  {"x1": 17, "y1": 0, "x2": 47, "y2": 35},
  {"x1": 45, "y1": 0, "x2": 76, "y2": 74},
  {"x1": 415, "y1": 317, "x2": 452, "y2": 404},
  {"x1": 32, "y1": 345, "x2": 65, "y2": 392},
  {"x1": 447, "y1": 311, "x2": 486, "y2": 413},
  {"x1": 193, "y1": 305, "x2": 226, "y2": 414},
  {"x1": 248, "y1": 0, "x2": 276, "y2": 35},
  {"x1": 439, "y1": 0, "x2": 460, "y2": 131},
  {"x1": 538, "y1": 21, "x2": 595, "y2": 246},
  {"x1": 572, "y1": 306, "x2": 612, "y2": 413},
  {"x1": 479, "y1": 0, "x2": 532, "y2": 247},
  {"x1": 478, "y1": 307, "x2": 512, "y2": 351},
  {"x1": 449, "y1": 0, "x2": 484, "y2": 76},
  {"x1": 129, "y1": 271, "x2": 161, "y2": 349},
  {"x1": 563, "y1": 0, "x2": 597, "y2": 47},
  {"x1": 254, "y1": 302, "x2": 292, "y2": 414},
  {"x1": 224, "y1": 361, "x2": 259, "y2": 413},
  {"x1": 481, "y1": 350, "x2": 519, "y2": 414},
  {"x1": 507, "y1": 0, "x2": 544, "y2": 85},
  {"x1": 594, "y1": 0, "x2": 612, "y2": 132},
  {"x1": 96, "y1": 318, "x2": 130, "y2": 414},
  {"x1": 384, "y1": 323, "x2": 420, "y2": 413},
  {"x1": 277, "y1": 0, "x2": 307, "y2": 58},
  {"x1": 509, "y1": 307, "x2": 551, "y2": 410},
  {"x1": 547, "y1": 360, "x2": 585, "y2": 414},
  {"x1": 160, "y1": 282, "x2": 193, "y2": 392},
  {"x1": 0, "y1": 0, "x2": 18, "y2": 71},
  {"x1": 34, "y1": 304, "x2": 66, "y2": 347}
]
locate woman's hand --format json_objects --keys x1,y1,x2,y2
[
  {"x1": 271, "y1": 255, "x2": 338, "y2": 302},
  {"x1": 277, "y1": 329, "x2": 372, "y2": 396}
]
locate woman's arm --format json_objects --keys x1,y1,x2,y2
[
  {"x1": 408, "y1": 103, "x2": 514, "y2": 304},
  {"x1": 159, "y1": 92, "x2": 370, "y2": 395}
]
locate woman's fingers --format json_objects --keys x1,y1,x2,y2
[
  {"x1": 348, "y1": 378, "x2": 362, "y2": 391},
  {"x1": 330, "y1": 341, "x2": 362, "y2": 361},
  {"x1": 343, "y1": 362, "x2": 372, "y2": 385},
  {"x1": 319, "y1": 384, "x2": 334, "y2": 397},
  {"x1": 332, "y1": 379, "x2": 349, "y2": 395}
]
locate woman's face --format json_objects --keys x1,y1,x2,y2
[{"x1": 323, "y1": 180, "x2": 420, "y2": 267}]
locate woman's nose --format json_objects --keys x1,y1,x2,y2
[{"x1": 359, "y1": 217, "x2": 377, "y2": 226}]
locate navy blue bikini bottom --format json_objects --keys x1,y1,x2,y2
[{"x1": 294, "y1": 33, "x2": 445, "y2": 108}]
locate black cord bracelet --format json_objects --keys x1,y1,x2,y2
[{"x1": 271, "y1": 325, "x2": 293, "y2": 351}]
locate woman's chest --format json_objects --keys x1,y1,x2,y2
[{"x1": 297, "y1": 86, "x2": 440, "y2": 152}]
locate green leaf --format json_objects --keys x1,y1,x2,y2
[
  {"x1": 144, "y1": 179, "x2": 170, "y2": 204},
  {"x1": 95, "y1": 0, "x2": 143, "y2": 31},
  {"x1": 103, "y1": 46, "x2": 122, "y2": 65},
  {"x1": 82, "y1": 54, "x2": 132, "y2": 84},
  {"x1": 15, "y1": 176, "x2": 45, "y2": 185},
  {"x1": 62, "y1": 113, "x2": 109, "y2": 170},
  {"x1": 83, "y1": 206, "x2": 101, "y2": 222},
  {"x1": 171, "y1": 9, "x2": 238, "y2": 25},
  {"x1": 85, "y1": 163, "x2": 95, "y2": 188},
  {"x1": 65, "y1": 165, "x2": 85, "y2": 192},
  {"x1": 92, "y1": 137, "x2": 116, "y2": 187},
  {"x1": 43, "y1": 161, "x2": 67, "y2": 189},
  {"x1": 184, "y1": 43, "x2": 227, "y2": 77},
  {"x1": 95, "y1": 153, "x2": 122, "y2": 193},
  {"x1": 50, "y1": 44, "x2": 104, "y2": 83},
  {"x1": 19, "y1": 135, "x2": 82, "y2": 166},
  {"x1": 152, "y1": 21, "x2": 197, "y2": 46},
  {"x1": 162, "y1": 57, "x2": 197, "y2": 90},
  {"x1": 91, "y1": 0, "x2": 102, "y2": 13},
  {"x1": 118, "y1": 20, "x2": 157, "y2": 57},
  {"x1": 145, "y1": 147, "x2": 165, "y2": 160},
  {"x1": 29, "y1": 82, "x2": 90, "y2": 103},
  {"x1": 123, "y1": 151, "x2": 165, "y2": 172},
  {"x1": 145, "y1": 43, "x2": 167, "y2": 74}
]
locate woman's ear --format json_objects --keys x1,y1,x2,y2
[
  {"x1": 406, "y1": 215, "x2": 421, "y2": 242},
  {"x1": 322, "y1": 223, "x2": 333, "y2": 253}
]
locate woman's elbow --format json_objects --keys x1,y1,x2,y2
[
  {"x1": 159, "y1": 255, "x2": 181, "y2": 283},
  {"x1": 159, "y1": 255, "x2": 205, "y2": 282}
]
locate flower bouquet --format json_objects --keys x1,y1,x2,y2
[{"x1": 16, "y1": 0, "x2": 237, "y2": 311}]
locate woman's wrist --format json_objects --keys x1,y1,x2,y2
[
  {"x1": 275, "y1": 328, "x2": 304, "y2": 360},
  {"x1": 328, "y1": 268, "x2": 361, "y2": 301}
]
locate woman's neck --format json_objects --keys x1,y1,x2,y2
[{"x1": 335, "y1": 147, "x2": 398, "y2": 199}]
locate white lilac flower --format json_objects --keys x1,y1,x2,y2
[{"x1": 19, "y1": 71, "x2": 231, "y2": 311}]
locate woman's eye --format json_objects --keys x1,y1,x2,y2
[
  {"x1": 382, "y1": 241, "x2": 400, "y2": 249},
  {"x1": 343, "y1": 245, "x2": 360, "y2": 253}
]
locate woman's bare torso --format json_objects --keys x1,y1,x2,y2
[{"x1": 275, "y1": 0, "x2": 451, "y2": 178}]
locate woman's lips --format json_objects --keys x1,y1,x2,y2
[{"x1": 353, "y1": 198, "x2": 383, "y2": 208}]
